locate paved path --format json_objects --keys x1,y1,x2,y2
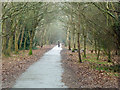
[{"x1": 13, "y1": 45, "x2": 67, "y2": 88}]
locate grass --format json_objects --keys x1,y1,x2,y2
[
  {"x1": 82, "y1": 52, "x2": 119, "y2": 77},
  {"x1": 82, "y1": 53, "x2": 112, "y2": 65},
  {"x1": 83, "y1": 58, "x2": 112, "y2": 65},
  {"x1": 32, "y1": 46, "x2": 39, "y2": 50}
]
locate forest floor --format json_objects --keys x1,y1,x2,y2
[
  {"x1": 61, "y1": 47, "x2": 120, "y2": 88},
  {"x1": 2, "y1": 45, "x2": 54, "y2": 88}
]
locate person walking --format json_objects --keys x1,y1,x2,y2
[{"x1": 58, "y1": 41, "x2": 60, "y2": 47}]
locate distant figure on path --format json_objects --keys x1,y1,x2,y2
[{"x1": 58, "y1": 41, "x2": 60, "y2": 47}]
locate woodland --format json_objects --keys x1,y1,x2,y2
[
  {"x1": 2, "y1": 2, "x2": 120, "y2": 61},
  {"x1": 1, "y1": 2, "x2": 120, "y2": 88}
]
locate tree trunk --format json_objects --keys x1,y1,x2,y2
[
  {"x1": 68, "y1": 37, "x2": 71, "y2": 50},
  {"x1": 74, "y1": 43, "x2": 76, "y2": 50},
  {"x1": 83, "y1": 35, "x2": 86, "y2": 58},
  {"x1": 95, "y1": 40, "x2": 97, "y2": 54},
  {"x1": 68, "y1": 31, "x2": 71, "y2": 50},
  {"x1": 83, "y1": 27, "x2": 86, "y2": 58},
  {"x1": 43, "y1": 29, "x2": 47, "y2": 46},
  {"x1": 15, "y1": 23, "x2": 21, "y2": 54},
  {"x1": 24, "y1": 37, "x2": 27, "y2": 50},
  {"x1": 2, "y1": 36, "x2": 7, "y2": 55},
  {"x1": 73, "y1": 33, "x2": 76, "y2": 49},
  {"x1": 28, "y1": 31, "x2": 35, "y2": 55},
  {"x1": 67, "y1": 28, "x2": 71, "y2": 50},
  {"x1": 19, "y1": 28, "x2": 24, "y2": 49},
  {"x1": 77, "y1": 33, "x2": 82, "y2": 63},
  {"x1": 41, "y1": 35, "x2": 43, "y2": 48},
  {"x1": 2, "y1": 21, "x2": 7, "y2": 55},
  {"x1": 97, "y1": 49, "x2": 100, "y2": 60},
  {"x1": 15, "y1": 31, "x2": 19, "y2": 53},
  {"x1": 29, "y1": 37, "x2": 33, "y2": 55},
  {"x1": 7, "y1": 35, "x2": 13, "y2": 55},
  {"x1": 108, "y1": 49, "x2": 111, "y2": 62}
]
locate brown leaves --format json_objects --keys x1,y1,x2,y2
[
  {"x1": 61, "y1": 48, "x2": 119, "y2": 88},
  {"x1": 2, "y1": 45, "x2": 54, "y2": 88}
]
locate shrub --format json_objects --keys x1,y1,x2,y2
[
  {"x1": 72, "y1": 48, "x2": 75, "y2": 52},
  {"x1": 28, "y1": 49, "x2": 32, "y2": 55}
]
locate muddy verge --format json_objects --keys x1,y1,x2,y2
[
  {"x1": 2, "y1": 45, "x2": 54, "y2": 88},
  {"x1": 61, "y1": 48, "x2": 119, "y2": 88}
]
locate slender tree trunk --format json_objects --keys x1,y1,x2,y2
[
  {"x1": 66, "y1": 30, "x2": 69, "y2": 49},
  {"x1": 68, "y1": 31, "x2": 71, "y2": 50},
  {"x1": 24, "y1": 37, "x2": 27, "y2": 50},
  {"x1": 68, "y1": 37, "x2": 71, "y2": 50},
  {"x1": 29, "y1": 37, "x2": 33, "y2": 55},
  {"x1": 97, "y1": 49, "x2": 100, "y2": 60},
  {"x1": 15, "y1": 30, "x2": 19, "y2": 53},
  {"x1": 43, "y1": 29, "x2": 47, "y2": 46},
  {"x1": 2, "y1": 36, "x2": 7, "y2": 55},
  {"x1": 2, "y1": 21, "x2": 7, "y2": 55},
  {"x1": 83, "y1": 27, "x2": 86, "y2": 58},
  {"x1": 74, "y1": 42, "x2": 76, "y2": 50},
  {"x1": 66, "y1": 28, "x2": 71, "y2": 50},
  {"x1": 108, "y1": 49, "x2": 111, "y2": 62},
  {"x1": 115, "y1": 50, "x2": 118, "y2": 55},
  {"x1": 19, "y1": 28, "x2": 24, "y2": 49},
  {"x1": 41, "y1": 35, "x2": 43, "y2": 48},
  {"x1": 41, "y1": 34, "x2": 43, "y2": 48},
  {"x1": 7, "y1": 35, "x2": 13, "y2": 55},
  {"x1": 28, "y1": 31, "x2": 35, "y2": 55},
  {"x1": 73, "y1": 33, "x2": 76, "y2": 49},
  {"x1": 95, "y1": 40, "x2": 97, "y2": 54},
  {"x1": 77, "y1": 33, "x2": 82, "y2": 63},
  {"x1": 84, "y1": 35, "x2": 86, "y2": 58},
  {"x1": 15, "y1": 23, "x2": 21, "y2": 54},
  {"x1": 106, "y1": 2, "x2": 112, "y2": 61}
]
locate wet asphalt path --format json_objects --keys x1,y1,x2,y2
[{"x1": 13, "y1": 45, "x2": 67, "y2": 88}]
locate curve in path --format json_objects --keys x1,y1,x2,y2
[{"x1": 13, "y1": 45, "x2": 67, "y2": 88}]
